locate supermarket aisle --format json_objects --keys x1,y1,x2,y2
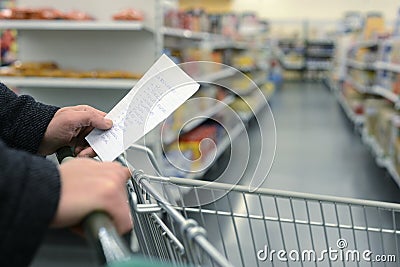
[{"x1": 249, "y1": 81, "x2": 400, "y2": 202}]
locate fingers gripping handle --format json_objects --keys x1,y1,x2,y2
[{"x1": 56, "y1": 147, "x2": 132, "y2": 264}]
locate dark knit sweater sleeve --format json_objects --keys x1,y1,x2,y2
[
  {"x1": 0, "y1": 83, "x2": 59, "y2": 153},
  {"x1": 0, "y1": 139, "x2": 61, "y2": 267}
]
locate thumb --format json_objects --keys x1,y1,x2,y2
[{"x1": 77, "y1": 111, "x2": 113, "y2": 130}]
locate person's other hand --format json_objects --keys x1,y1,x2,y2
[
  {"x1": 38, "y1": 105, "x2": 112, "y2": 157},
  {"x1": 53, "y1": 158, "x2": 132, "y2": 234}
]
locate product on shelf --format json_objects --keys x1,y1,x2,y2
[
  {"x1": 364, "y1": 98, "x2": 390, "y2": 136},
  {"x1": 0, "y1": 7, "x2": 94, "y2": 20},
  {"x1": 163, "y1": 6, "x2": 264, "y2": 39},
  {"x1": 342, "y1": 82, "x2": 365, "y2": 114},
  {"x1": 232, "y1": 54, "x2": 255, "y2": 70},
  {"x1": 393, "y1": 73, "x2": 400, "y2": 95},
  {"x1": 376, "y1": 107, "x2": 398, "y2": 156},
  {"x1": 112, "y1": 8, "x2": 144, "y2": 21},
  {"x1": 363, "y1": 12, "x2": 386, "y2": 40},
  {"x1": 164, "y1": 123, "x2": 219, "y2": 172},
  {"x1": 64, "y1": 10, "x2": 94, "y2": 21},
  {"x1": 0, "y1": 61, "x2": 142, "y2": 79}
]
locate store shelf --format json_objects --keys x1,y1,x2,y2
[
  {"x1": 206, "y1": 40, "x2": 249, "y2": 50},
  {"x1": 0, "y1": 76, "x2": 137, "y2": 89},
  {"x1": 186, "y1": 122, "x2": 243, "y2": 179},
  {"x1": 306, "y1": 64, "x2": 332, "y2": 71},
  {"x1": 346, "y1": 59, "x2": 376, "y2": 70},
  {"x1": 371, "y1": 85, "x2": 400, "y2": 104},
  {"x1": 375, "y1": 61, "x2": 400, "y2": 73},
  {"x1": 276, "y1": 51, "x2": 305, "y2": 70},
  {"x1": 346, "y1": 76, "x2": 372, "y2": 94},
  {"x1": 306, "y1": 39, "x2": 335, "y2": 45},
  {"x1": 305, "y1": 52, "x2": 334, "y2": 58},
  {"x1": 196, "y1": 68, "x2": 236, "y2": 82},
  {"x1": 237, "y1": 75, "x2": 266, "y2": 96},
  {"x1": 355, "y1": 40, "x2": 379, "y2": 48},
  {"x1": 335, "y1": 90, "x2": 365, "y2": 126},
  {"x1": 239, "y1": 99, "x2": 268, "y2": 122},
  {"x1": 360, "y1": 128, "x2": 400, "y2": 186},
  {"x1": 278, "y1": 59, "x2": 305, "y2": 70},
  {"x1": 360, "y1": 128, "x2": 386, "y2": 166},
  {"x1": 386, "y1": 161, "x2": 400, "y2": 188},
  {"x1": 162, "y1": 95, "x2": 236, "y2": 145},
  {"x1": 162, "y1": 27, "x2": 225, "y2": 40},
  {"x1": 0, "y1": 20, "x2": 147, "y2": 31}
]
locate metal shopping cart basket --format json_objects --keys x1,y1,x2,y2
[{"x1": 63, "y1": 146, "x2": 400, "y2": 267}]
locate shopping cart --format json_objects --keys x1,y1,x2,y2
[{"x1": 59, "y1": 146, "x2": 400, "y2": 267}]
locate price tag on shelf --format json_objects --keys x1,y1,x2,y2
[{"x1": 86, "y1": 54, "x2": 200, "y2": 162}]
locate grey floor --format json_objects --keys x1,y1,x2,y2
[
  {"x1": 31, "y1": 81, "x2": 400, "y2": 266},
  {"x1": 261, "y1": 81, "x2": 400, "y2": 202}
]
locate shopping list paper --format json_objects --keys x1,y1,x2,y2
[{"x1": 86, "y1": 54, "x2": 200, "y2": 162}]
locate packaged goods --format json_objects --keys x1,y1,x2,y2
[
  {"x1": 1, "y1": 61, "x2": 142, "y2": 79},
  {"x1": 363, "y1": 12, "x2": 385, "y2": 40},
  {"x1": 112, "y1": 8, "x2": 144, "y2": 21},
  {"x1": 0, "y1": 7, "x2": 94, "y2": 20},
  {"x1": 165, "y1": 124, "x2": 219, "y2": 170},
  {"x1": 364, "y1": 98, "x2": 390, "y2": 137}
]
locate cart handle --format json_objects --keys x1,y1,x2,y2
[{"x1": 56, "y1": 147, "x2": 132, "y2": 265}]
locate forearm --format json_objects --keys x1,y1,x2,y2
[
  {"x1": 0, "y1": 139, "x2": 60, "y2": 266},
  {"x1": 0, "y1": 83, "x2": 59, "y2": 153}
]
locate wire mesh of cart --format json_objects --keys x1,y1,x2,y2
[
  {"x1": 130, "y1": 171, "x2": 400, "y2": 267},
  {"x1": 71, "y1": 144, "x2": 400, "y2": 267},
  {"x1": 119, "y1": 147, "x2": 399, "y2": 267}
]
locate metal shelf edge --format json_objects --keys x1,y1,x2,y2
[
  {"x1": 0, "y1": 20, "x2": 147, "y2": 31},
  {"x1": 0, "y1": 76, "x2": 137, "y2": 89}
]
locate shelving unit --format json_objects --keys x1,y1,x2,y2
[
  {"x1": 275, "y1": 39, "x2": 305, "y2": 71},
  {"x1": 346, "y1": 58, "x2": 376, "y2": 70},
  {"x1": 361, "y1": 128, "x2": 400, "y2": 186},
  {"x1": 162, "y1": 26, "x2": 225, "y2": 41},
  {"x1": 304, "y1": 39, "x2": 335, "y2": 72},
  {"x1": 275, "y1": 38, "x2": 335, "y2": 78},
  {"x1": 333, "y1": 37, "x2": 400, "y2": 187},
  {"x1": 333, "y1": 86, "x2": 365, "y2": 126},
  {"x1": 162, "y1": 95, "x2": 236, "y2": 146},
  {"x1": 345, "y1": 76, "x2": 371, "y2": 94},
  {"x1": 1, "y1": 0, "x2": 160, "y2": 110},
  {"x1": 371, "y1": 85, "x2": 400, "y2": 104},
  {"x1": 185, "y1": 89, "x2": 273, "y2": 180},
  {"x1": 185, "y1": 123, "x2": 243, "y2": 179}
]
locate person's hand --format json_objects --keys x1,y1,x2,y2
[
  {"x1": 53, "y1": 158, "x2": 132, "y2": 234},
  {"x1": 38, "y1": 105, "x2": 113, "y2": 157}
]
